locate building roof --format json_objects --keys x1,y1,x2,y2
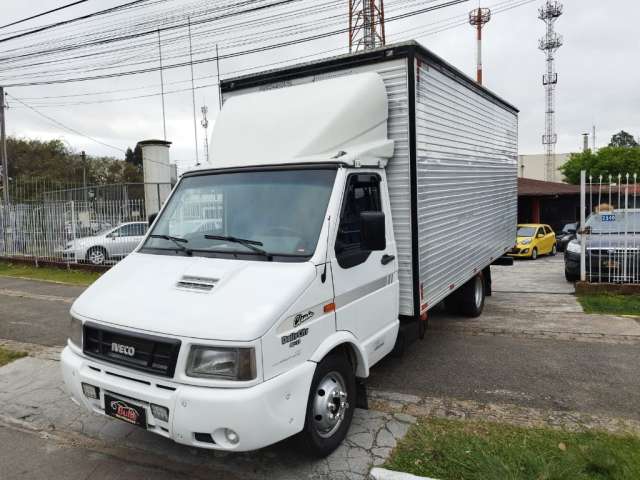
[{"x1": 518, "y1": 178, "x2": 580, "y2": 197}]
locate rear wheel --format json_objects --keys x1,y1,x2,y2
[
  {"x1": 298, "y1": 352, "x2": 356, "y2": 457},
  {"x1": 531, "y1": 248, "x2": 538, "y2": 260},
  {"x1": 459, "y1": 273, "x2": 485, "y2": 318}
]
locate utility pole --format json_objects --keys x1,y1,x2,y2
[
  {"x1": 468, "y1": 4, "x2": 491, "y2": 85},
  {"x1": 538, "y1": 0, "x2": 563, "y2": 181},
  {"x1": 582, "y1": 133, "x2": 589, "y2": 152},
  {"x1": 0, "y1": 87, "x2": 8, "y2": 205},
  {"x1": 157, "y1": 29, "x2": 167, "y2": 141},
  {"x1": 349, "y1": 0, "x2": 386, "y2": 53},
  {"x1": 187, "y1": 17, "x2": 199, "y2": 166},
  {"x1": 81, "y1": 150, "x2": 87, "y2": 203}
]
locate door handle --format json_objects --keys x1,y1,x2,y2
[{"x1": 381, "y1": 254, "x2": 395, "y2": 265}]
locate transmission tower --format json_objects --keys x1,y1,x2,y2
[
  {"x1": 538, "y1": 1, "x2": 563, "y2": 181},
  {"x1": 468, "y1": 6, "x2": 491, "y2": 85},
  {"x1": 349, "y1": 0, "x2": 385, "y2": 53}
]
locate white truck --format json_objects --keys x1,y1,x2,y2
[{"x1": 61, "y1": 42, "x2": 518, "y2": 457}]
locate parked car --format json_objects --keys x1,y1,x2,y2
[
  {"x1": 508, "y1": 224, "x2": 557, "y2": 260},
  {"x1": 62, "y1": 222, "x2": 148, "y2": 265},
  {"x1": 556, "y1": 222, "x2": 578, "y2": 252},
  {"x1": 565, "y1": 209, "x2": 640, "y2": 282}
]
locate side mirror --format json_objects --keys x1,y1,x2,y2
[
  {"x1": 148, "y1": 212, "x2": 158, "y2": 225},
  {"x1": 360, "y1": 211, "x2": 386, "y2": 251},
  {"x1": 537, "y1": 233, "x2": 545, "y2": 238}
]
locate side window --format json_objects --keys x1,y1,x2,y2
[
  {"x1": 536, "y1": 228, "x2": 544, "y2": 237},
  {"x1": 335, "y1": 174, "x2": 382, "y2": 269},
  {"x1": 131, "y1": 223, "x2": 147, "y2": 236},
  {"x1": 118, "y1": 225, "x2": 134, "y2": 237},
  {"x1": 544, "y1": 226, "x2": 552, "y2": 235}
]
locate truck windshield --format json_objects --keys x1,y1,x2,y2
[{"x1": 142, "y1": 168, "x2": 337, "y2": 260}]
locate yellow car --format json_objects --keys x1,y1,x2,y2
[{"x1": 508, "y1": 224, "x2": 557, "y2": 260}]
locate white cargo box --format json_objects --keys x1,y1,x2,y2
[{"x1": 220, "y1": 42, "x2": 518, "y2": 318}]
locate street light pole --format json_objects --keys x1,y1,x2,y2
[{"x1": 0, "y1": 87, "x2": 8, "y2": 205}]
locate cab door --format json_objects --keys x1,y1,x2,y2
[{"x1": 330, "y1": 172, "x2": 399, "y2": 366}]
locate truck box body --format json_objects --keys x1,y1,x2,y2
[{"x1": 220, "y1": 42, "x2": 518, "y2": 317}]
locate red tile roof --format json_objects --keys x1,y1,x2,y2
[{"x1": 518, "y1": 178, "x2": 580, "y2": 197}]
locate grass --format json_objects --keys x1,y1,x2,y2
[
  {"x1": 577, "y1": 293, "x2": 640, "y2": 316},
  {"x1": 0, "y1": 261, "x2": 101, "y2": 286},
  {"x1": 385, "y1": 417, "x2": 640, "y2": 480},
  {"x1": 0, "y1": 347, "x2": 28, "y2": 367}
]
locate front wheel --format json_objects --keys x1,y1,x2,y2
[
  {"x1": 86, "y1": 246, "x2": 107, "y2": 265},
  {"x1": 298, "y1": 352, "x2": 356, "y2": 457},
  {"x1": 550, "y1": 244, "x2": 557, "y2": 256},
  {"x1": 531, "y1": 248, "x2": 538, "y2": 260}
]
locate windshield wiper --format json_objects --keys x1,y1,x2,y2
[
  {"x1": 149, "y1": 234, "x2": 192, "y2": 255},
  {"x1": 204, "y1": 234, "x2": 272, "y2": 259}
]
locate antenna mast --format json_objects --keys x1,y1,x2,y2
[
  {"x1": 468, "y1": 4, "x2": 491, "y2": 85},
  {"x1": 538, "y1": 0, "x2": 563, "y2": 181},
  {"x1": 200, "y1": 105, "x2": 210, "y2": 165},
  {"x1": 349, "y1": 0, "x2": 385, "y2": 53}
]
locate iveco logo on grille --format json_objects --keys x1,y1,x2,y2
[{"x1": 111, "y1": 343, "x2": 135, "y2": 357}]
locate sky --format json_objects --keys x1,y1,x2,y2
[{"x1": 2, "y1": 0, "x2": 640, "y2": 174}]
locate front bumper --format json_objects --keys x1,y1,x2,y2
[
  {"x1": 507, "y1": 246, "x2": 532, "y2": 258},
  {"x1": 61, "y1": 346, "x2": 315, "y2": 452}
]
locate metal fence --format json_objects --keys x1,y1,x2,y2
[
  {"x1": 0, "y1": 199, "x2": 148, "y2": 266},
  {"x1": 579, "y1": 171, "x2": 640, "y2": 284}
]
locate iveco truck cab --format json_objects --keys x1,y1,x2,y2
[{"x1": 61, "y1": 42, "x2": 518, "y2": 457}]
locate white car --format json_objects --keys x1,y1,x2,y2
[{"x1": 62, "y1": 222, "x2": 148, "y2": 265}]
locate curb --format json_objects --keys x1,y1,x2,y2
[{"x1": 369, "y1": 467, "x2": 438, "y2": 480}]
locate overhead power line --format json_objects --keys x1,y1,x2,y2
[
  {"x1": 3, "y1": 0, "x2": 469, "y2": 87},
  {"x1": 0, "y1": 0, "x2": 91, "y2": 30},
  {"x1": 0, "y1": 0, "x2": 162, "y2": 44},
  {"x1": 7, "y1": 94, "x2": 126, "y2": 153}
]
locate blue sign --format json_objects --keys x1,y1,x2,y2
[{"x1": 601, "y1": 214, "x2": 616, "y2": 222}]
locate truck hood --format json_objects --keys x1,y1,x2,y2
[{"x1": 72, "y1": 252, "x2": 317, "y2": 341}]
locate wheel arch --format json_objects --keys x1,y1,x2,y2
[{"x1": 310, "y1": 331, "x2": 369, "y2": 378}]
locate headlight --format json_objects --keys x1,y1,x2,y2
[
  {"x1": 186, "y1": 346, "x2": 256, "y2": 380},
  {"x1": 566, "y1": 241, "x2": 581, "y2": 254},
  {"x1": 69, "y1": 316, "x2": 83, "y2": 348},
  {"x1": 520, "y1": 239, "x2": 532, "y2": 245}
]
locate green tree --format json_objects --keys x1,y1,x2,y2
[
  {"x1": 560, "y1": 146, "x2": 640, "y2": 184},
  {"x1": 609, "y1": 130, "x2": 638, "y2": 148},
  {"x1": 124, "y1": 144, "x2": 143, "y2": 169}
]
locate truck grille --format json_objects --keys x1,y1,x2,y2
[{"x1": 83, "y1": 323, "x2": 181, "y2": 378}]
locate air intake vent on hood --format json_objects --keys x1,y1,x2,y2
[{"x1": 176, "y1": 276, "x2": 218, "y2": 292}]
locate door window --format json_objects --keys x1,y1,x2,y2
[
  {"x1": 335, "y1": 174, "x2": 382, "y2": 269},
  {"x1": 544, "y1": 226, "x2": 553, "y2": 235}
]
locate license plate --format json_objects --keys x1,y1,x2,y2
[{"x1": 104, "y1": 394, "x2": 147, "y2": 428}]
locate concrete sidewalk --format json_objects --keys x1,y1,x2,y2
[{"x1": 429, "y1": 257, "x2": 640, "y2": 342}]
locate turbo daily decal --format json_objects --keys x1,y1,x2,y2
[{"x1": 281, "y1": 328, "x2": 309, "y2": 348}]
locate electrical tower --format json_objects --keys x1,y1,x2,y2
[
  {"x1": 349, "y1": 0, "x2": 385, "y2": 53},
  {"x1": 468, "y1": 6, "x2": 491, "y2": 85},
  {"x1": 538, "y1": 1, "x2": 563, "y2": 181}
]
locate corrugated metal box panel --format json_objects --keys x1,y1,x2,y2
[
  {"x1": 414, "y1": 59, "x2": 518, "y2": 309},
  {"x1": 221, "y1": 59, "x2": 415, "y2": 316}
]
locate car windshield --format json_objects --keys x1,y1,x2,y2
[
  {"x1": 143, "y1": 168, "x2": 337, "y2": 259},
  {"x1": 517, "y1": 227, "x2": 537, "y2": 237},
  {"x1": 585, "y1": 210, "x2": 640, "y2": 234},
  {"x1": 562, "y1": 223, "x2": 577, "y2": 233}
]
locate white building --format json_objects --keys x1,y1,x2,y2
[{"x1": 518, "y1": 153, "x2": 571, "y2": 183}]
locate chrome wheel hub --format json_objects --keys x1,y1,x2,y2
[
  {"x1": 312, "y1": 371, "x2": 349, "y2": 438},
  {"x1": 89, "y1": 250, "x2": 105, "y2": 264}
]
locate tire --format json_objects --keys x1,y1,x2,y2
[
  {"x1": 565, "y1": 269, "x2": 579, "y2": 282},
  {"x1": 298, "y1": 352, "x2": 356, "y2": 457},
  {"x1": 86, "y1": 246, "x2": 108, "y2": 265},
  {"x1": 550, "y1": 244, "x2": 557, "y2": 256},
  {"x1": 459, "y1": 273, "x2": 485, "y2": 318},
  {"x1": 531, "y1": 248, "x2": 538, "y2": 260}
]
